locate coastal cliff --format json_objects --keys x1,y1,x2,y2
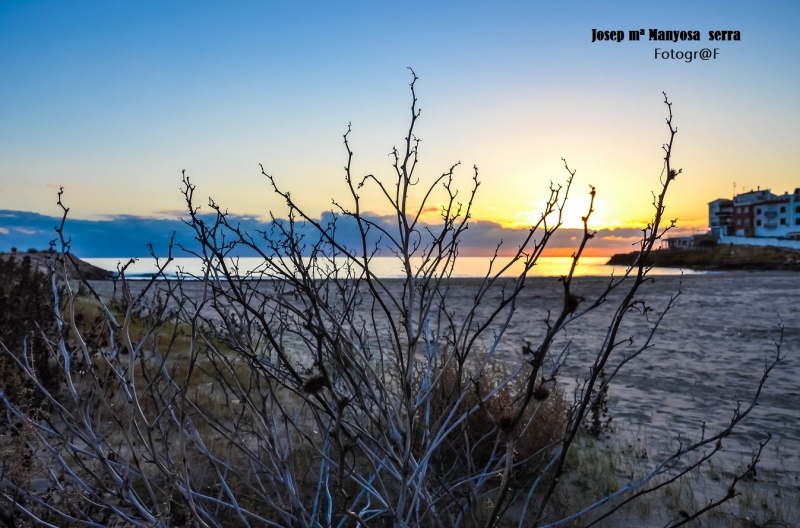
[
  {"x1": 0, "y1": 251, "x2": 112, "y2": 279},
  {"x1": 607, "y1": 245, "x2": 800, "y2": 271}
]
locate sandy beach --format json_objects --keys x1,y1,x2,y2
[{"x1": 83, "y1": 269, "x2": 799, "y2": 524}]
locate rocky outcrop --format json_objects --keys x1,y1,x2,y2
[
  {"x1": 0, "y1": 251, "x2": 112, "y2": 280},
  {"x1": 607, "y1": 245, "x2": 800, "y2": 271}
]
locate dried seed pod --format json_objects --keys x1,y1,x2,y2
[
  {"x1": 498, "y1": 414, "x2": 514, "y2": 433},
  {"x1": 302, "y1": 375, "x2": 328, "y2": 394},
  {"x1": 533, "y1": 386, "x2": 551, "y2": 401}
]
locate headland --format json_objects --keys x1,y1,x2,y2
[
  {"x1": 0, "y1": 250, "x2": 112, "y2": 280},
  {"x1": 607, "y1": 244, "x2": 800, "y2": 271}
]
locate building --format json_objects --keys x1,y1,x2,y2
[
  {"x1": 665, "y1": 236, "x2": 694, "y2": 249},
  {"x1": 731, "y1": 189, "x2": 776, "y2": 237},
  {"x1": 664, "y1": 233, "x2": 717, "y2": 250},
  {"x1": 708, "y1": 198, "x2": 733, "y2": 236},
  {"x1": 753, "y1": 196, "x2": 791, "y2": 238},
  {"x1": 709, "y1": 188, "x2": 800, "y2": 240}
]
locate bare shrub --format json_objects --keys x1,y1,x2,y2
[
  {"x1": 421, "y1": 346, "x2": 566, "y2": 482},
  {"x1": 0, "y1": 73, "x2": 783, "y2": 527},
  {"x1": 0, "y1": 254, "x2": 60, "y2": 421}
]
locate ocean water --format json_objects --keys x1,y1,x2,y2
[
  {"x1": 87, "y1": 268, "x2": 798, "y2": 499},
  {"x1": 84, "y1": 255, "x2": 706, "y2": 279}
]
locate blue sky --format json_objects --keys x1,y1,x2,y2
[{"x1": 1, "y1": 1, "x2": 798, "y2": 256}]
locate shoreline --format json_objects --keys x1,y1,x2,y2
[
  {"x1": 607, "y1": 245, "x2": 800, "y2": 271},
  {"x1": 7, "y1": 249, "x2": 800, "y2": 280}
]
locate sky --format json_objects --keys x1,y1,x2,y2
[{"x1": 1, "y1": 1, "x2": 798, "y2": 257}]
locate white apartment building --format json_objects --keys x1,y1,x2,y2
[{"x1": 753, "y1": 189, "x2": 800, "y2": 239}]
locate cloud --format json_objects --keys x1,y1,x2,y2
[
  {"x1": 151, "y1": 209, "x2": 189, "y2": 218},
  {"x1": 0, "y1": 208, "x2": 676, "y2": 258}
]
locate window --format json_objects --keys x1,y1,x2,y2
[
  {"x1": 757, "y1": 208, "x2": 762, "y2": 214},
  {"x1": 757, "y1": 220, "x2": 762, "y2": 226},
  {"x1": 780, "y1": 218, "x2": 786, "y2": 225},
  {"x1": 796, "y1": 218, "x2": 800, "y2": 225},
  {"x1": 736, "y1": 207, "x2": 741, "y2": 213},
  {"x1": 736, "y1": 219, "x2": 741, "y2": 225},
  {"x1": 744, "y1": 206, "x2": 749, "y2": 213},
  {"x1": 796, "y1": 205, "x2": 800, "y2": 213},
  {"x1": 780, "y1": 206, "x2": 786, "y2": 213}
]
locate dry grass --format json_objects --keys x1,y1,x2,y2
[{"x1": 418, "y1": 350, "x2": 567, "y2": 485}]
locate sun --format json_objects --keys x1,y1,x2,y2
[{"x1": 509, "y1": 193, "x2": 611, "y2": 230}]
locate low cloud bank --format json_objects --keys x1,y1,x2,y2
[{"x1": 0, "y1": 209, "x2": 690, "y2": 258}]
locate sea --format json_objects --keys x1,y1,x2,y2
[
  {"x1": 84, "y1": 256, "x2": 798, "y2": 510},
  {"x1": 83, "y1": 256, "x2": 705, "y2": 280}
]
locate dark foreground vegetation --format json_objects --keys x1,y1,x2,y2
[
  {"x1": 0, "y1": 74, "x2": 785, "y2": 527},
  {"x1": 608, "y1": 245, "x2": 800, "y2": 271}
]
